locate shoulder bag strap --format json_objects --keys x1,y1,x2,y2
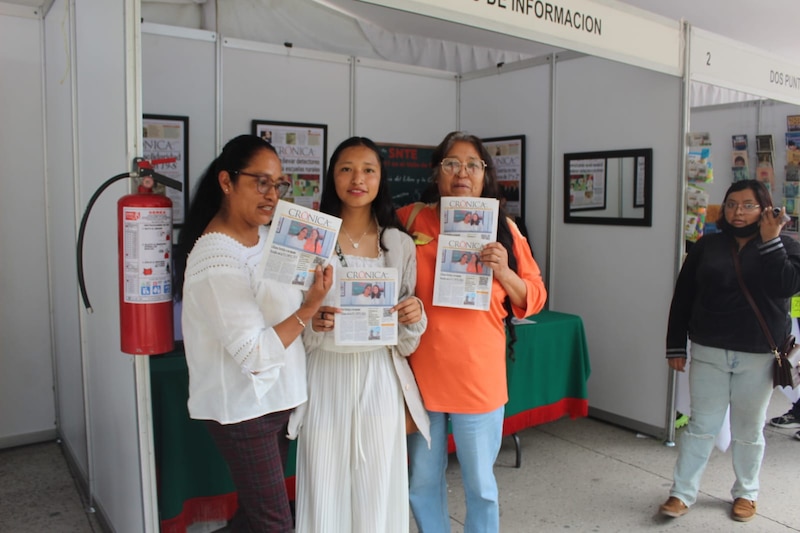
[
  {"x1": 404, "y1": 202, "x2": 426, "y2": 232},
  {"x1": 730, "y1": 243, "x2": 778, "y2": 351}
]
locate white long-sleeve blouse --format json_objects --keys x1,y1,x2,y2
[{"x1": 181, "y1": 225, "x2": 307, "y2": 424}]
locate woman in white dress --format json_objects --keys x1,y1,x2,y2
[{"x1": 290, "y1": 136, "x2": 430, "y2": 533}]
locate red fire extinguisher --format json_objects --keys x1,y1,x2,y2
[{"x1": 77, "y1": 158, "x2": 183, "y2": 355}]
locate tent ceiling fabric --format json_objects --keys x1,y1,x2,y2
[
  {"x1": 140, "y1": 0, "x2": 800, "y2": 76},
  {"x1": 6, "y1": 0, "x2": 796, "y2": 70},
  {"x1": 141, "y1": 0, "x2": 552, "y2": 73}
]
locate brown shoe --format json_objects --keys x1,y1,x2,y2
[
  {"x1": 659, "y1": 496, "x2": 689, "y2": 518},
  {"x1": 732, "y1": 498, "x2": 757, "y2": 522}
]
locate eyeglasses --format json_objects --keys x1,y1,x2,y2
[
  {"x1": 723, "y1": 201, "x2": 760, "y2": 212},
  {"x1": 232, "y1": 171, "x2": 290, "y2": 197},
  {"x1": 440, "y1": 158, "x2": 486, "y2": 176}
]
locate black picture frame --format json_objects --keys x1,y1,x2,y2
[
  {"x1": 142, "y1": 114, "x2": 190, "y2": 227},
  {"x1": 564, "y1": 148, "x2": 653, "y2": 227},
  {"x1": 483, "y1": 135, "x2": 526, "y2": 220}
]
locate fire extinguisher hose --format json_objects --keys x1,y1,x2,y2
[{"x1": 76, "y1": 172, "x2": 133, "y2": 313}]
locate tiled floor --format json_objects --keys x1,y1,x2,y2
[{"x1": 2, "y1": 391, "x2": 799, "y2": 532}]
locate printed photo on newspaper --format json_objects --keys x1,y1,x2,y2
[
  {"x1": 439, "y1": 196, "x2": 499, "y2": 241},
  {"x1": 262, "y1": 200, "x2": 342, "y2": 289},
  {"x1": 334, "y1": 267, "x2": 399, "y2": 346},
  {"x1": 433, "y1": 235, "x2": 492, "y2": 311}
]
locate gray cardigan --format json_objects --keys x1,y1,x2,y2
[{"x1": 291, "y1": 227, "x2": 431, "y2": 444}]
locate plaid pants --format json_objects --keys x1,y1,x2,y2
[{"x1": 205, "y1": 409, "x2": 293, "y2": 532}]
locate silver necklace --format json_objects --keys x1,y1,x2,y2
[{"x1": 341, "y1": 221, "x2": 372, "y2": 249}]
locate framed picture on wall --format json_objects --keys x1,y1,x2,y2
[
  {"x1": 376, "y1": 142, "x2": 436, "y2": 208},
  {"x1": 252, "y1": 120, "x2": 327, "y2": 210},
  {"x1": 483, "y1": 135, "x2": 526, "y2": 219},
  {"x1": 563, "y1": 148, "x2": 653, "y2": 227},
  {"x1": 142, "y1": 114, "x2": 190, "y2": 227}
]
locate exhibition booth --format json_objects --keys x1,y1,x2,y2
[{"x1": 3, "y1": 0, "x2": 800, "y2": 530}]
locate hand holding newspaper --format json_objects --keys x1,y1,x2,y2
[
  {"x1": 433, "y1": 197, "x2": 500, "y2": 311},
  {"x1": 334, "y1": 267, "x2": 399, "y2": 346},
  {"x1": 262, "y1": 200, "x2": 342, "y2": 289}
]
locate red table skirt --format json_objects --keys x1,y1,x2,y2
[{"x1": 160, "y1": 399, "x2": 587, "y2": 532}]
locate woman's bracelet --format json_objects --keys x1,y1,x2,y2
[{"x1": 294, "y1": 313, "x2": 307, "y2": 328}]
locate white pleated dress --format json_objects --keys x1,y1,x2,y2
[{"x1": 293, "y1": 252, "x2": 409, "y2": 533}]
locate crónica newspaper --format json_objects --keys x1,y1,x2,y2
[
  {"x1": 334, "y1": 267, "x2": 399, "y2": 346},
  {"x1": 262, "y1": 200, "x2": 341, "y2": 289}
]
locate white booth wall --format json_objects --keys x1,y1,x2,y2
[
  {"x1": 550, "y1": 55, "x2": 682, "y2": 434},
  {"x1": 0, "y1": 6, "x2": 54, "y2": 448},
  {"x1": 42, "y1": 0, "x2": 86, "y2": 476}
]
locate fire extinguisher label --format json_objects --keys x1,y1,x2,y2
[{"x1": 122, "y1": 206, "x2": 173, "y2": 304}]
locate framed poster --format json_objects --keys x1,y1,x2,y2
[
  {"x1": 252, "y1": 120, "x2": 327, "y2": 210},
  {"x1": 483, "y1": 135, "x2": 526, "y2": 219},
  {"x1": 376, "y1": 143, "x2": 436, "y2": 208},
  {"x1": 142, "y1": 114, "x2": 189, "y2": 226}
]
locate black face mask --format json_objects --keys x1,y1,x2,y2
[{"x1": 729, "y1": 221, "x2": 760, "y2": 238}]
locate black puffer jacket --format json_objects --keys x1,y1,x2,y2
[{"x1": 666, "y1": 232, "x2": 800, "y2": 357}]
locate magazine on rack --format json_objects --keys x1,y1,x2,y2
[
  {"x1": 262, "y1": 200, "x2": 341, "y2": 289},
  {"x1": 334, "y1": 267, "x2": 399, "y2": 346},
  {"x1": 439, "y1": 196, "x2": 500, "y2": 241},
  {"x1": 433, "y1": 234, "x2": 492, "y2": 311}
]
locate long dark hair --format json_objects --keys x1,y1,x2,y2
[
  {"x1": 424, "y1": 131, "x2": 523, "y2": 358},
  {"x1": 173, "y1": 134, "x2": 278, "y2": 300},
  {"x1": 319, "y1": 136, "x2": 408, "y2": 251},
  {"x1": 716, "y1": 179, "x2": 773, "y2": 234}
]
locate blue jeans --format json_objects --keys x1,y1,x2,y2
[
  {"x1": 408, "y1": 406, "x2": 504, "y2": 533},
  {"x1": 670, "y1": 343, "x2": 773, "y2": 506}
]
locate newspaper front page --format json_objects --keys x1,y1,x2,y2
[
  {"x1": 262, "y1": 200, "x2": 341, "y2": 289},
  {"x1": 439, "y1": 196, "x2": 499, "y2": 241},
  {"x1": 432, "y1": 235, "x2": 492, "y2": 311},
  {"x1": 334, "y1": 267, "x2": 399, "y2": 346}
]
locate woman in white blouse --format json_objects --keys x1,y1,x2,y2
[{"x1": 175, "y1": 134, "x2": 332, "y2": 532}]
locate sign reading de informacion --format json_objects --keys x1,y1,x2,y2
[{"x1": 479, "y1": 0, "x2": 601, "y2": 35}]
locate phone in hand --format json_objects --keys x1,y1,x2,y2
[{"x1": 772, "y1": 207, "x2": 791, "y2": 224}]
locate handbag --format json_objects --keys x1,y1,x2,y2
[
  {"x1": 775, "y1": 334, "x2": 800, "y2": 388},
  {"x1": 731, "y1": 245, "x2": 800, "y2": 388}
]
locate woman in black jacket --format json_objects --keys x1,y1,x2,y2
[{"x1": 659, "y1": 180, "x2": 800, "y2": 523}]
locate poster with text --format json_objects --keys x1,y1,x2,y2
[
  {"x1": 252, "y1": 120, "x2": 327, "y2": 210},
  {"x1": 568, "y1": 158, "x2": 606, "y2": 211}
]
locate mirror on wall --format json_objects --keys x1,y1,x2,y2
[{"x1": 563, "y1": 148, "x2": 653, "y2": 226}]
